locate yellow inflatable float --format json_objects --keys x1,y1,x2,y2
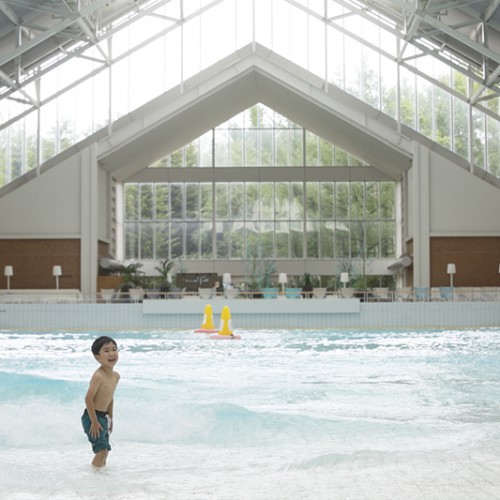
[
  {"x1": 194, "y1": 304, "x2": 218, "y2": 333},
  {"x1": 210, "y1": 305, "x2": 241, "y2": 340}
]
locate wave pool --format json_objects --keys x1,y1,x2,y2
[{"x1": 0, "y1": 328, "x2": 499, "y2": 499}]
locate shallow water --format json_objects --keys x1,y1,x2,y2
[{"x1": 1, "y1": 328, "x2": 500, "y2": 499}]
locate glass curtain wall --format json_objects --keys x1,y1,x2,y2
[
  {"x1": 124, "y1": 104, "x2": 396, "y2": 263},
  {"x1": 0, "y1": 1, "x2": 498, "y2": 185}
]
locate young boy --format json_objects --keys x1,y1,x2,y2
[{"x1": 82, "y1": 336, "x2": 120, "y2": 468}]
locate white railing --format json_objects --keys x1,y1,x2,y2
[{"x1": 1, "y1": 287, "x2": 499, "y2": 304}]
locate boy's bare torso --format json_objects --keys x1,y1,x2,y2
[{"x1": 92, "y1": 368, "x2": 120, "y2": 412}]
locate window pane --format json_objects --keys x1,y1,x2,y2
[
  {"x1": 319, "y1": 138, "x2": 334, "y2": 166},
  {"x1": 186, "y1": 183, "x2": 199, "y2": 220},
  {"x1": 290, "y1": 182, "x2": 303, "y2": 220},
  {"x1": 186, "y1": 221, "x2": 199, "y2": 259},
  {"x1": 290, "y1": 221, "x2": 303, "y2": 258},
  {"x1": 155, "y1": 222, "x2": 169, "y2": 259},
  {"x1": 381, "y1": 221, "x2": 395, "y2": 257},
  {"x1": 335, "y1": 221, "x2": 349, "y2": 258},
  {"x1": 230, "y1": 183, "x2": 244, "y2": 219},
  {"x1": 170, "y1": 222, "x2": 183, "y2": 259},
  {"x1": 472, "y1": 108, "x2": 485, "y2": 169},
  {"x1": 366, "y1": 221, "x2": 379, "y2": 258},
  {"x1": 276, "y1": 182, "x2": 290, "y2": 220},
  {"x1": 350, "y1": 221, "x2": 364, "y2": 259},
  {"x1": 156, "y1": 184, "x2": 169, "y2": 219},
  {"x1": 260, "y1": 129, "x2": 273, "y2": 166},
  {"x1": 125, "y1": 184, "x2": 139, "y2": 220},
  {"x1": 260, "y1": 182, "x2": 274, "y2": 220},
  {"x1": 200, "y1": 183, "x2": 212, "y2": 220},
  {"x1": 381, "y1": 182, "x2": 395, "y2": 219},
  {"x1": 453, "y1": 97, "x2": 468, "y2": 159},
  {"x1": 245, "y1": 221, "x2": 259, "y2": 258},
  {"x1": 200, "y1": 222, "x2": 213, "y2": 258},
  {"x1": 435, "y1": 87, "x2": 451, "y2": 149},
  {"x1": 230, "y1": 129, "x2": 244, "y2": 166},
  {"x1": 216, "y1": 221, "x2": 229, "y2": 258},
  {"x1": 230, "y1": 221, "x2": 244, "y2": 258},
  {"x1": 365, "y1": 182, "x2": 379, "y2": 219},
  {"x1": 320, "y1": 182, "x2": 334, "y2": 219},
  {"x1": 290, "y1": 129, "x2": 303, "y2": 166},
  {"x1": 350, "y1": 182, "x2": 364, "y2": 220},
  {"x1": 487, "y1": 116, "x2": 500, "y2": 177},
  {"x1": 185, "y1": 142, "x2": 198, "y2": 167},
  {"x1": 216, "y1": 183, "x2": 229, "y2": 219},
  {"x1": 215, "y1": 129, "x2": 229, "y2": 166},
  {"x1": 275, "y1": 129, "x2": 289, "y2": 166},
  {"x1": 245, "y1": 182, "x2": 259, "y2": 219},
  {"x1": 336, "y1": 182, "x2": 349, "y2": 219},
  {"x1": 140, "y1": 184, "x2": 154, "y2": 220},
  {"x1": 305, "y1": 130, "x2": 318, "y2": 166},
  {"x1": 320, "y1": 221, "x2": 334, "y2": 258},
  {"x1": 276, "y1": 221, "x2": 289, "y2": 258},
  {"x1": 141, "y1": 222, "x2": 154, "y2": 259},
  {"x1": 245, "y1": 129, "x2": 258, "y2": 166},
  {"x1": 306, "y1": 220, "x2": 319, "y2": 258},
  {"x1": 125, "y1": 222, "x2": 139, "y2": 259},
  {"x1": 306, "y1": 182, "x2": 319, "y2": 220},
  {"x1": 260, "y1": 221, "x2": 274, "y2": 258},
  {"x1": 170, "y1": 184, "x2": 183, "y2": 219},
  {"x1": 199, "y1": 131, "x2": 213, "y2": 167}
]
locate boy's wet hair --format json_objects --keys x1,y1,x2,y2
[{"x1": 91, "y1": 336, "x2": 117, "y2": 355}]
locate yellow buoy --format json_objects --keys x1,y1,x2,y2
[
  {"x1": 217, "y1": 305, "x2": 233, "y2": 336},
  {"x1": 194, "y1": 304, "x2": 217, "y2": 333}
]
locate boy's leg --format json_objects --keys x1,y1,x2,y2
[{"x1": 92, "y1": 449, "x2": 108, "y2": 468}]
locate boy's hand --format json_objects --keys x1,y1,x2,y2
[
  {"x1": 89, "y1": 420, "x2": 103, "y2": 439},
  {"x1": 108, "y1": 417, "x2": 113, "y2": 434}
]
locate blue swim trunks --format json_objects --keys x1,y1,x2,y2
[{"x1": 81, "y1": 409, "x2": 111, "y2": 453}]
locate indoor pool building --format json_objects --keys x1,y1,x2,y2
[{"x1": 1, "y1": 0, "x2": 500, "y2": 330}]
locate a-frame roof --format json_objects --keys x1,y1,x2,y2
[{"x1": 98, "y1": 43, "x2": 413, "y2": 182}]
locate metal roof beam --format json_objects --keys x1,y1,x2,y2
[
  {"x1": 415, "y1": 10, "x2": 500, "y2": 65},
  {"x1": 0, "y1": 0, "x2": 21, "y2": 26},
  {"x1": 0, "y1": 0, "x2": 111, "y2": 68}
]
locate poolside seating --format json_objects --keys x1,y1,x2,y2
[
  {"x1": 198, "y1": 288, "x2": 213, "y2": 300},
  {"x1": 313, "y1": 287, "x2": 327, "y2": 299},
  {"x1": 395, "y1": 287, "x2": 412, "y2": 301},
  {"x1": 145, "y1": 289, "x2": 161, "y2": 299},
  {"x1": 414, "y1": 287, "x2": 430, "y2": 301},
  {"x1": 100, "y1": 288, "x2": 115, "y2": 302},
  {"x1": 261, "y1": 287, "x2": 279, "y2": 299},
  {"x1": 224, "y1": 288, "x2": 239, "y2": 299},
  {"x1": 371, "y1": 287, "x2": 390, "y2": 301},
  {"x1": 163, "y1": 287, "x2": 182, "y2": 299},
  {"x1": 439, "y1": 286, "x2": 453, "y2": 301},
  {"x1": 285, "y1": 287, "x2": 302, "y2": 299},
  {"x1": 129, "y1": 288, "x2": 145, "y2": 302},
  {"x1": 340, "y1": 287, "x2": 354, "y2": 298}
]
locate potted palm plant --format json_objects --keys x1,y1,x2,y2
[
  {"x1": 259, "y1": 260, "x2": 278, "y2": 299},
  {"x1": 154, "y1": 259, "x2": 175, "y2": 298},
  {"x1": 118, "y1": 261, "x2": 143, "y2": 302}
]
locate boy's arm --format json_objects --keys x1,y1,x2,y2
[
  {"x1": 84, "y1": 371, "x2": 103, "y2": 438},
  {"x1": 107, "y1": 373, "x2": 120, "y2": 433},
  {"x1": 107, "y1": 398, "x2": 114, "y2": 433}
]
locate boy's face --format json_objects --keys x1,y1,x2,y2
[{"x1": 95, "y1": 341, "x2": 119, "y2": 369}]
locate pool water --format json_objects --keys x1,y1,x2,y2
[{"x1": 0, "y1": 328, "x2": 499, "y2": 499}]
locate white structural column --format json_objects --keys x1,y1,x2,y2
[
  {"x1": 411, "y1": 142, "x2": 431, "y2": 287},
  {"x1": 80, "y1": 144, "x2": 99, "y2": 296}
]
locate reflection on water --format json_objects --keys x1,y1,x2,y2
[{"x1": 1, "y1": 328, "x2": 500, "y2": 499}]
